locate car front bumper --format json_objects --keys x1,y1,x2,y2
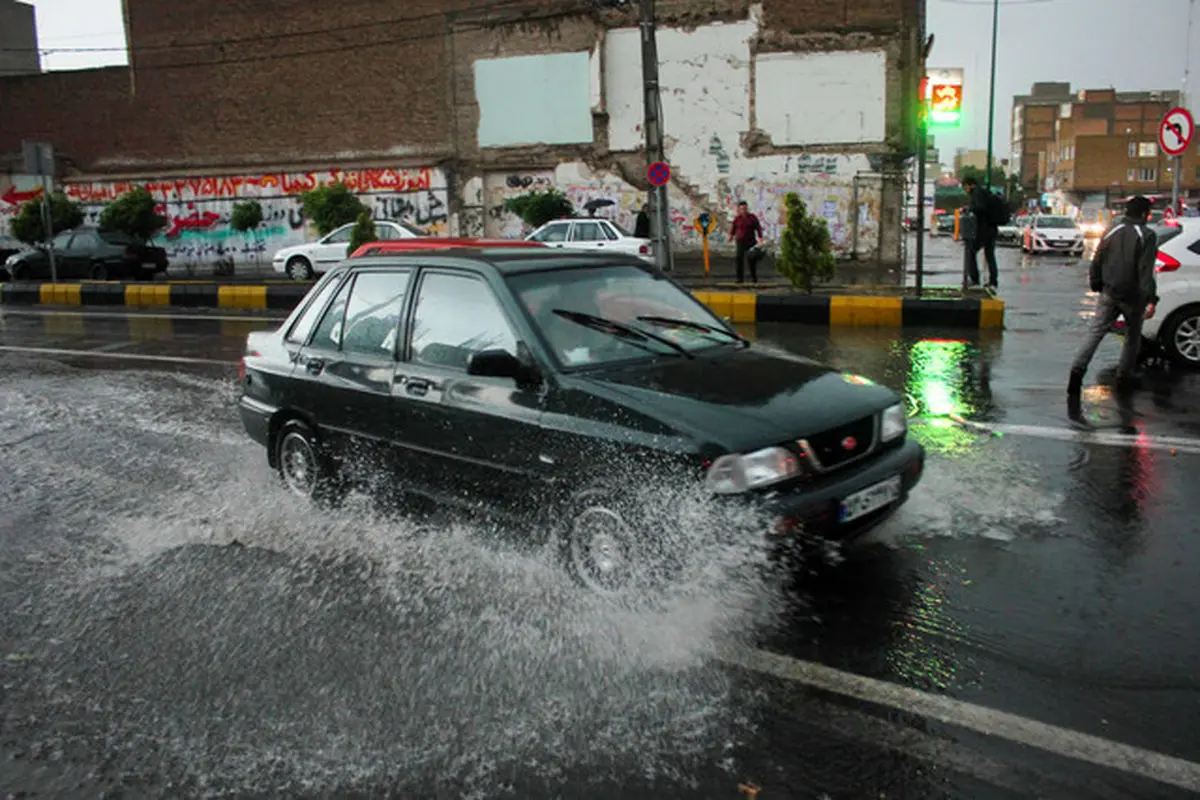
[
  {"x1": 1029, "y1": 238, "x2": 1083, "y2": 253},
  {"x1": 752, "y1": 438, "x2": 926, "y2": 545}
]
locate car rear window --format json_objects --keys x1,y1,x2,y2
[{"x1": 98, "y1": 230, "x2": 137, "y2": 245}]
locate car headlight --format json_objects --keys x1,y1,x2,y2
[
  {"x1": 705, "y1": 446, "x2": 799, "y2": 495},
  {"x1": 881, "y1": 403, "x2": 907, "y2": 442},
  {"x1": 4, "y1": 254, "x2": 19, "y2": 266}
]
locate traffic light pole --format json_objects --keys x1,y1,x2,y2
[
  {"x1": 984, "y1": 0, "x2": 999, "y2": 190},
  {"x1": 640, "y1": 0, "x2": 672, "y2": 272},
  {"x1": 915, "y1": 117, "x2": 928, "y2": 297}
]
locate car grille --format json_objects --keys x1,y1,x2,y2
[{"x1": 799, "y1": 415, "x2": 876, "y2": 472}]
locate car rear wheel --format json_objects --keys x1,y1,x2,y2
[
  {"x1": 286, "y1": 256, "x2": 314, "y2": 281},
  {"x1": 1161, "y1": 305, "x2": 1200, "y2": 367},
  {"x1": 274, "y1": 419, "x2": 345, "y2": 507}
]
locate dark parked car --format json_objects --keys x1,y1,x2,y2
[
  {"x1": 0, "y1": 234, "x2": 31, "y2": 271},
  {"x1": 238, "y1": 248, "x2": 925, "y2": 592},
  {"x1": 2, "y1": 226, "x2": 169, "y2": 281}
]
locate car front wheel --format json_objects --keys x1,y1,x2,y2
[
  {"x1": 286, "y1": 257, "x2": 314, "y2": 281},
  {"x1": 274, "y1": 419, "x2": 345, "y2": 507},
  {"x1": 1162, "y1": 306, "x2": 1200, "y2": 367}
]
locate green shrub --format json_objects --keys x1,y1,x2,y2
[
  {"x1": 230, "y1": 200, "x2": 264, "y2": 233},
  {"x1": 300, "y1": 183, "x2": 366, "y2": 236},
  {"x1": 10, "y1": 193, "x2": 84, "y2": 244},
  {"x1": 348, "y1": 211, "x2": 378, "y2": 255},
  {"x1": 98, "y1": 186, "x2": 168, "y2": 242},
  {"x1": 776, "y1": 192, "x2": 836, "y2": 294},
  {"x1": 504, "y1": 188, "x2": 573, "y2": 229}
]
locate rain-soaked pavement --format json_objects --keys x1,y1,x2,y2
[{"x1": 2, "y1": 239, "x2": 1200, "y2": 798}]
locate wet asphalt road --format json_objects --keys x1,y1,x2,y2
[{"x1": 2, "y1": 238, "x2": 1200, "y2": 798}]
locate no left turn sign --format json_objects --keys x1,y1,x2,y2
[{"x1": 1159, "y1": 107, "x2": 1195, "y2": 157}]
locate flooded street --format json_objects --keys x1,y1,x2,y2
[{"x1": 3, "y1": 242, "x2": 1200, "y2": 797}]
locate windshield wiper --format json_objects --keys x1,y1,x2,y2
[
  {"x1": 551, "y1": 309, "x2": 694, "y2": 359},
  {"x1": 636, "y1": 315, "x2": 750, "y2": 348}
]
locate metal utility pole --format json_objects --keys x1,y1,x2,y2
[
  {"x1": 22, "y1": 140, "x2": 58, "y2": 283},
  {"x1": 984, "y1": 0, "x2": 999, "y2": 190},
  {"x1": 639, "y1": 0, "x2": 673, "y2": 272},
  {"x1": 1175, "y1": 0, "x2": 1194, "y2": 213}
]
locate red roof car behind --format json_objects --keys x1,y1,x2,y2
[{"x1": 349, "y1": 238, "x2": 547, "y2": 258}]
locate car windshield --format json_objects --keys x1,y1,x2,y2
[
  {"x1": 508, "y1": 265, "x2": 734, "y2": 367},
  {"x1": 607, "y1": 220, "x2": 634, "y2": 237},
  {"x1": 1038, "y1": 216, "x2": 1077, "y2": 229},
  {"x1": 1153, "y1": 223, "x2": 1184, "y2": 245},
  {"x1": 397, "y1": 220, "x2": 426, "y2": 237}
]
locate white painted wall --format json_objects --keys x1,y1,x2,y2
[
  {"x1": 485, "y1": 12, "x2": 893, "y2": 258},
  {"x1": 756, "y1": 50, "x2": 888, "y2": 146}
]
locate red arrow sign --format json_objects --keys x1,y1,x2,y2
[{"x1": 1, "y1": 185, "x2": 44, "y2": 206}]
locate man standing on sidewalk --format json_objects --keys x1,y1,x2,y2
[
  {"x1": 730, "y1": 201, "x2": 763, "y2": 283},
  {"x1": 1068, "y1": 195, "x2": 1159, "y2": 422},
  {"x1": 961, "y1": 176, "x2": 1000, "y2": 289}
]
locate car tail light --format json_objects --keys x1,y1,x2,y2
[
  {"x1": 123, "y1": 247, "x2": 139, "y2": 261},
  {"x1": 1156, "y1": 252, "x2": 1181, "y2": 272},
  {"x1": 639, "y1": 244, "x2": 649, "y2": 254},
  {"x1": 238, "y1": 357, "x2": 246, "y2": 381}
]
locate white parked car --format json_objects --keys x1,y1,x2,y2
[
  {"x1": 272, "y1": 219, "x2": 425, "y2": 280},
  {"x1": 1128, "y1": 219, "x2": 1200, "y2": 366},
  {"x1": 525, "y1": 218, "x2": 653, "y2": 263},
  {"x1": 1021, "y1": 214, "x2": 1085, "y2": 256}
]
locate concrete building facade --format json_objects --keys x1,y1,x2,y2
[
  {"x1": 0, "y1": 0, "x2": 924, "y2": 270},
  {"x1": 0, "y1": 1, "x2": 40, "y2": 77},
  {"x1": 1010, "y1": 82, "x2": 1073, "y2": 193}
]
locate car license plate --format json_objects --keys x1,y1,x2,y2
[{"x1": 839, "y1": 476, "x2": 901, "y2": 523}]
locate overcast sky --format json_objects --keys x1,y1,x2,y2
[{"x1": 22, "y1": 0, "x2": 1200, "y2": 161}]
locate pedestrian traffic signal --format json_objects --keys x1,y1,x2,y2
[{"x1": 930, "y1": 84, "x2": 962, "y2": 128}]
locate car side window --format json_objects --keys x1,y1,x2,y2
[
  {"x1": 375, "y1": 224, "x2": 396, "y2": 241},
  {"x1": 324, "y1": 227, "x2": 353, "y2": 244},
  {"x1": 51, "y1": 231, "x2": 73, "y2": 249},
  {"x1": 70, "y1": 233, "x2": 98, "y2": 250},
  {"x1": 286, "y1": 275, "x2": 344, "y2": 344},
  {"x1": 532, "y1": 223, "x2": 569, "y2": 243},
  {"x1": 571, "y1": 221, "x2": 603, "y2": 241},
  {"x1": 308, "y1": 276, "x2": 355, "y2": 350},
  {"x1": 598, "y1": 221, "x2": 619, "y2": 241},
  {"x1": 1188, "y1": 238, "x2": 1200, "y2": 256},
  {"x1": 409, "y1": 272, "x2": 518, "y2": 371},
  {"x1": 340, "y1": 271, "x2": 412, "y2": 357}
]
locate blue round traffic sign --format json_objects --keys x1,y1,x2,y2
[{"x1": 648, "y1": 161, "x2": 671, "y2": 186}]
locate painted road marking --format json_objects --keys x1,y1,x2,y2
[
  {"x1": 0, "y1": 345, "x2": 236, "y2": 367},
  {"x1": 0, "y1": 309, "x2": 286, "y2": 323},
  {"x1": 721, "y1": 647, "x2": 1200, "y2": 793},
  {"x1": 947, "y1": 417, "x2": 1200, "y2": 456}
]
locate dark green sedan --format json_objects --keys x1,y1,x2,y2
[
  {"x1": 2, "y1": 226, "x2": 169, "y2": 281},
  {"x1": 237, "y1": 246, "x2": 925, "y2": 593}
]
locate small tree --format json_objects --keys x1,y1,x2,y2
[
  {"x1": 504, "y1": 188, "x2": 573, "y2": 230},
  {"x1": 776, "y1": 192, "x2": 836, "y2": 295},
  {"x1": 230, "y1": 200, "x2": 264, "y2": 234},
  {"x1": 300, "y1": 183, "x2": 366, "y2": 237},
  {"x1": 98, "y1": 186, "x2": 168, "y2": 242},
  {"x1": 10, "y1": 193, "x2": 84, "y2": 244},
  {"x1": 348, "y1": 211, "x2": 378, "y2": 255}
]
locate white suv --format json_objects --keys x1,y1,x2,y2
[
  {"x1": 272, "y1": 219, "x2": 425, "y2": 280},
  {"x1": 1130, "y1": 219, "x2": 1200, "y2": 366}
]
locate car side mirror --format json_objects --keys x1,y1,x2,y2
[{"x1": 468, "y1": 349, "x2": 540, "y2": 386}]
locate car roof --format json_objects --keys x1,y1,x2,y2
[
  {"x1": 349, "y1": 238, "x2": 547, "y2": 258},
  {"x1": 344, "y1": 247, "x2": 653, "y2": 276}
]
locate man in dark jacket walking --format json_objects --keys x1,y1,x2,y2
[
  {"x1": 1068, "y1": 195, "x2": 1159, "y2": 421},
  {"x1": 961, "y1": 176, "x2": 999, "y2": 288}
]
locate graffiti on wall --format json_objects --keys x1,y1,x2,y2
[
  {"x1": 0, "y1": 168, "x2": 449, "y2": 266},
  {"x1": 478, "y1": 161, "x2": 880, "y2": 258}
]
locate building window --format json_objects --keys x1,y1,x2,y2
[
  {"x1": 1138, "y1": 167, "x2": 1158, "y2": 182},
  {"x1": 1127, "y1": 168, "x2": 1137, "y2": 183},
  {"x1": 1138, "y1": 142, "x2": 1158, "y2": 158},
  {"x1": 1059, "y1": 102, "x2": 1072, "y2": 119}
]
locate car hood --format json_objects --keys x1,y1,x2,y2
[
  {"x1": 576, "y1": 347, "x2": 900, "y2": 453},
  {"x1": 273, "y1": 242, "x2": 320, "y2": 259}
]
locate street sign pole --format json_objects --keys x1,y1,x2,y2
[
  {"x1": 23, "y1": 141, "x2": 57, "y2": 283},
  {"x1": 639, "y1": 0, "x2": 672, "y2": 272},
  {"x1": 1173, "y1": 155, "x2": 1182, "y2": 214},
  {"x1": 1158, "y1": 108, "x2": 1194, "y2": 214}
]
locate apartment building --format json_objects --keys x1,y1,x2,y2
[
  {"x1": 1011, "y1": 82, "x2": 1074, "y2": 193},
  {"x1": 1040, "y1": 88, "x2": 1190, "y2": 211}
]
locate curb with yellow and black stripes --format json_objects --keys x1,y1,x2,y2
[{"x1": 0, "y1": 283, "x2": 1005, "y2": 329}]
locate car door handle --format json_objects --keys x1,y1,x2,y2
[
  {"x1": 305, "y1": 358, "x2": 325, "y2": 375},
  {"x1": 405, "y1": 377, "x2": 435, "y2": 396}
]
